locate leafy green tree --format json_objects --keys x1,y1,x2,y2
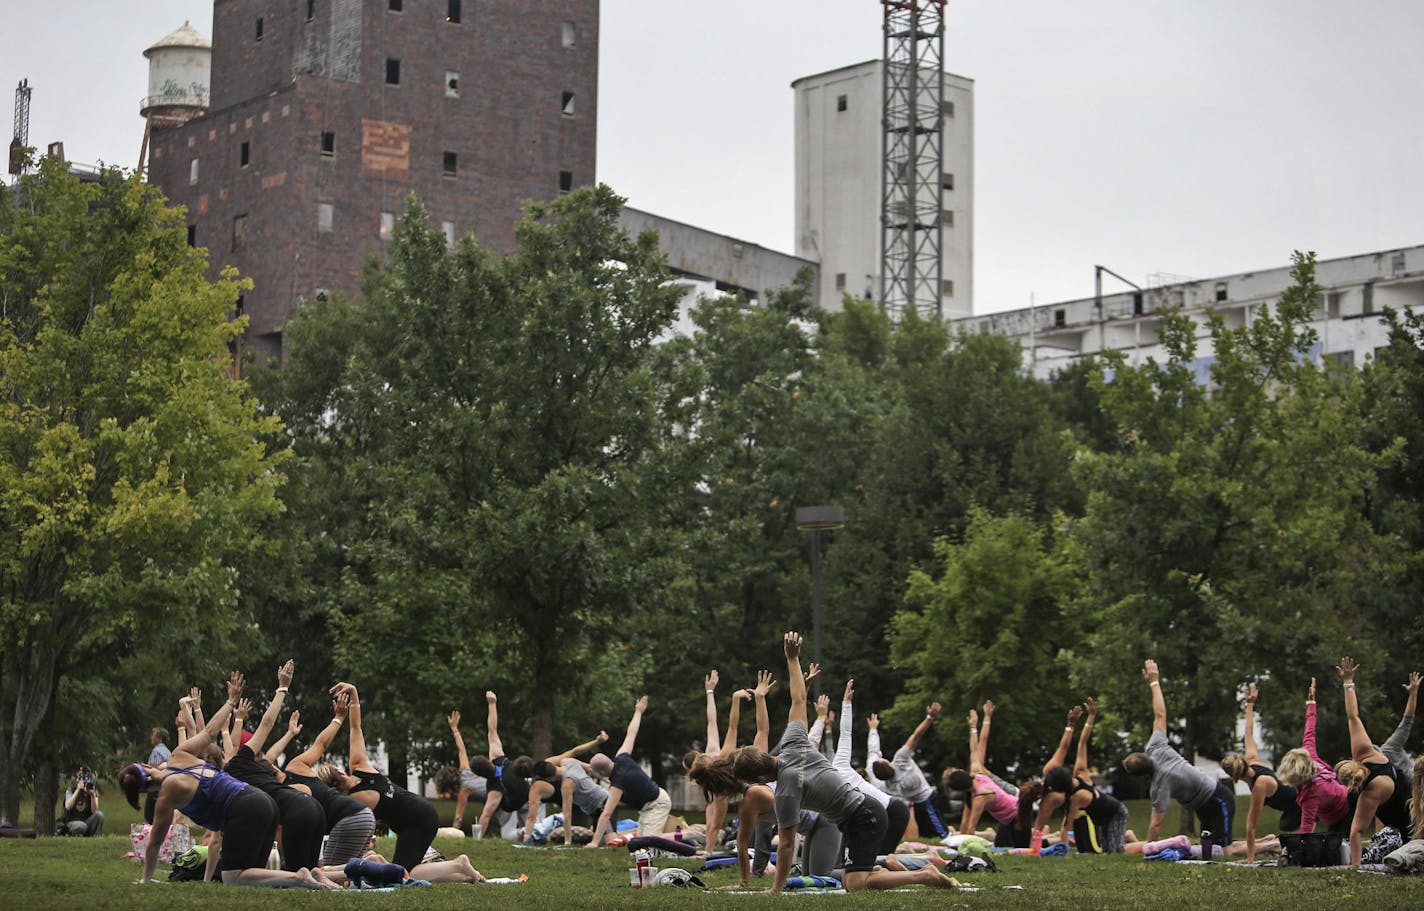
[
  {"x1": 260, "y1": 186, "x2": 688, "y2": 765},
  {"x1": 890, "y1": 508, "x2": 1076, "y2": 772},
  {"x1": 1067, "y1": 252, "x2": 1401, "y2": 762},
  {"x1": 0, "y1": 158, "x2": 287, "y2": 827}
]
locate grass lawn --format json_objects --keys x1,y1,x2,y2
[{"x1": 4, "y1": 797, "x2": 1418, "y2": 911}]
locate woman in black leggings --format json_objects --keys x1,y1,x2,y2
[{"x1": 322, "y1": 682, "x2": 485, "y2": 883}]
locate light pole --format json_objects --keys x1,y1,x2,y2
[{"x1": 796, "y1": 505, "x2": 845, "y2": 694}]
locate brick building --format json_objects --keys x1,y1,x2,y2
[{"x1": 147, "y1": 0, "x2": 598, "y2": 360}]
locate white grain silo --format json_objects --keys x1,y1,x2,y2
[{"x1": 139, "y1": 21, "x2": 210, "y2": 172}]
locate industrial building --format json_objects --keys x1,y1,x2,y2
[
  {"x1": 143, "y1": 1, "x2": 598, "y2": 361},
  {"x1": 954, "y1": 245, "x2": 1424, "y2": 379}
]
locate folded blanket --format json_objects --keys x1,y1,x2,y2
[{"x1": 1383, "y1": 838, "x2": 1424, "y2": 875}]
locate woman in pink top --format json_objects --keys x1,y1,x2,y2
[{"x1": 1275, "y1": 678, "x2": 1350, "y2": 835}]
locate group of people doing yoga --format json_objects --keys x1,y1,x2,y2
[{"x1": 112, "y1": 647, "x2": 1420, "y2": 890}]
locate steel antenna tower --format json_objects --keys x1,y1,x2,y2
[
  {"x1": 880, "y1": 1, "x2": 946, "y2": 320},
  {"x1": 9, "y1": 79, "x2": 32, "y2": 176}
]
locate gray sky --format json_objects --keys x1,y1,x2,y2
[{"x1": 6, "y1": 1, "x2": 1421, "y2": 314}]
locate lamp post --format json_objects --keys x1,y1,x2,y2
[{"x1": 796, "y1": 505, "x2": 845, "y2": 693}]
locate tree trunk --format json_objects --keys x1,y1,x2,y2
[
  {"x1": 34, "y1": 756, "x2": 57, "y2": 837},
  {"x1": 531, "y1": 701, "x2": 554, "y2": 762},
  {"x1": 2, "y1": 642, "x2": 61, "y2": 827}
]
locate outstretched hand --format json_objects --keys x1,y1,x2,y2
[
  {"x1": 926, "y1": 702, "x2": 942, "y2": 720},
  {"x1": 967, "y1": 708, "x2": 978, "y2": 727},
  {"x1": 1405, "y1": 672, "x2": 1420, "y2": 694},
  {"x1": 447, "y1": 710, "x2": 461, "y2": 732},
  {"x1": 754, "y1": 671, "x2": 775, "y2": 697},
  {"x1": 1246, "y1": 683, "x2": 1259, "y2": 705},
  {"x1": 815, "y1": 694, "x2": 830, "y2": 718},
  {"x1": 332, "y1": 691, "x2": 351, "y2": 719},
  {"x1": 1307, "y1": 677, "x2": 1316, "y2": 702},
  {"x1": 783, "y1": 631, "x2": 803, "y2": 660},
  {"x1": 277, "y1": 659, "x2": 295, "y2": 689},
  {"x1": 1337, "y1": 657, "x2": 1358, "y2": 682},
  {"x1": 486, "y1": 690, "x2": 498, "y2": 705},
  {"x1": 233, "y1": 698, "x2": 252, "y2": 721},
  {"x1": 981, "y1": 700, "x2": 994, "y2": 718},
  {"x1": 1142, "y1": 659, "x2": 1160, "y2": 683},
  {"x1": 596, "y1": 730, "x2": 609, "y2": 743},
  {"x1": 735, "y1": 688, "x2": 753, "y2": 703},
  {"x1": 1066, "y1": 705, "x2": 1083, "y2": 725},
  {"x1": 867, "y1": 713, "x2": 879, "y2": 731},
  {"x1": 226, "y1": 672, "x2": 245, "y2": 702},
  {"x1": 705, "y1": 670, "x2": 719, "y2": 691},
  {"x1": 843, "y1": 679, "x2": 855, "y2": 704},
  {"x1": 1084, "y1": 696, "x2": 1098, "y2": 717},
  {"x1": 804, "y1": 663, "x2": 821, "y2": 683},
  {"x1": 287, "y1": 711, "x2": 302, "y2": 737},
  {"x1": 634, "y1": 695, "x2": 649, "y2": 713}
]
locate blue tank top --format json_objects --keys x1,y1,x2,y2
[{"x1": 171, "y1": 763, "x2": 248, "y2": 831}]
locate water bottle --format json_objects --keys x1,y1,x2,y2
[
  {"x1": 673, "y1": 824, "x2": 683, "y2": 843},
  {"x1": 634, "y1": 848, "x2": 651, "y2": 887},
  {"x1": 1030, "y1": 827, "x2": 1044, "y2": 856}
]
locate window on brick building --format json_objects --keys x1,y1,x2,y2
[
  {"x1": 240, "y1": 141, "x2": 250, "y2": 167},
  {"x1": 306, "y1": 0, "x2": 315, "y2": 22},
  {"x1": 443, "y1": 151, "x2": 458, "y2": 177},
  {"x1": 447, "y1": 0, "x2": 461, "y2": 23},
  {"x1": 386, "y1": 59, "x2": 401, "y2": 85},
  {"x1": 380, "y1": 212, "x2": 395, "y2": 239},
  {"x1": 318, "y1": 203, "x2": 334, "y2": 232},
  {"x1": 256, "y1": 17, "x2": 264, "y2": 40},
  {"x1": 563, "y1": 22, "x2": 576, "y2": 47},
  {"x1": 562, "y1": 91, "x2": 575, "y2": 116},
  {"x1": 836, "y1": 94, "x2": 847, "y2": 112},
  {"x1": 187, "y1": 225, "x2": 196, "y2": 247},
  {"x1": 388, "y1": 0, "x2": 402, "y2": 11},
  {"x1": 559, "y1": 170, "x2": 573, "y2": 194},
  {"x1": 445, "y1": 72, "x2": 459, "y2": 97},
  {"x1": 190, "y1": 158, "x2": 199, "y2": 185},
  {"x1": 442, "y1": 221, "x2": 456, "y2": 248},
  {"x1": 321, "y1": 131, "x2": 335, "y2": 156},
  {"x1": 232, "y1": 214, "x2": 248, "y2": 251}
]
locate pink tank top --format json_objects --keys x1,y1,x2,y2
[{"x1": 974, "y1": 774, "x2": 1018, "y2": 824}]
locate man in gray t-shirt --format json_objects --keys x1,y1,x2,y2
[
  {"x1": 1124, "y1": 659, "x2": 1236, "y2": 846},
  {"x1": 561, "y1": 758, "x2": 610, "y2": 820}
]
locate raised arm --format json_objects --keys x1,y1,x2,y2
[
  {"x1": 904, "y1": 702, "x2": 941, "y2": 753},
  {"x1": 182, "y1": 673, "x2": 245, "y2": 761},
  {"x1": 1337, "y1": 657, "x2": 1381, "y2": 761},
  {"x1": 720, "y1": 688, "x2": 751, "y2": 755},
  {"x1": 224, "y1": 698, "x2": 250, "y2": 762},
  {"x1": 189, "y1": 686, "x2": 206, "y2": 732},
  {"x1": 330, "y1": 682, "x2": 372, "y2": 771},
  {"x1": 617, "y1": 696, "x2": 649, "y2": 756},
  {"x1": 287, "y1": 692, "x2": 348, "y2": 774},
  {"x1": 753, "y1": 670, "x2": 775, "y2": 752},
  {"x1": 265, "y1": 711, "x2": 301, "y2": 761},
  {"x1": 834, "y1": 680, "x2": 855, "y2": 768},
  {"x1": 485, "y1": 691, "x2": 504, "y2": 760},
  {"x1": 247, "y1": 659, "x2": 296, "y2": 755},
  {"x1": 1404, "y1": 671, "x2": 1421, "y2": 719},
  {"x1": 1242, "y1": 684, "x2": 1261, "y2": 764},
  {"x1": 784, "y1": 632, "x2": 807, "y2": 726},
  {"x1": 809, "y1": 694, "x2": 831, "y2": 748},
  {"x1": 867, "y1": 713, "x2": 883, "y2": 766},
  {"x1": 704, "y1": 670, "x2": 721, "y2": 756},
  {"x1": 969, "y1": 707, "x2": 990, "y2": 773},
  {"x1": 1043, "y1": 705, "x2": 1083, "y2": 773},
  {"x1": 546, "y1": 731, "x2": 607, "y2": 763},
  {"x1": 1144, "y1": 659, "x2": 1166, "y2": 734},
  {"x1": 1074, "y1": 697, "x2": 1098, "y2": 777},
  {"x1": 448, "y1": 710, "x2": 470, "y2": 770}
]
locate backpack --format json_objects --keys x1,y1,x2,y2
[{"x1": 1280, "y1": 832, "x2": 1344, "y2": 867}]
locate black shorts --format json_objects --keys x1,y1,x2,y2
[
  {"x1": 1193, "y1": 780, "x2": 1235, "y2": 846},
  {"x1": 837, "y1": 794, "x2": 888, "y2": 874},
  {"x1": 218, "y1": 788, "x2": 280, "y2": 873}
]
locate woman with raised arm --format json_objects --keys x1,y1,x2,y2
[
  {"x1": 1380, "y1": 672, "x2": 1420, "y2": 786},
  {"x1": 728, "y1": 632, "x2": 957, "y2": 893},
  {"x1": 829, "y1": 680, "x2": 909, "y2": 854},
  {"x1": 320, "y1": 682, "x2": 485, "y2": 883},
  {"x1": 867, "y1": 699, "x2": 948, "y2": 840},
  {"x1": 1044, "y1": 697, "x2": 1134, "y2": 853},
  {"x1": 1220, "y1": 684, "x2": 1300, "y2": 863},
  {"x1": 282, "y1": 691, "x2": 377, "y2": 868},
  {"x1": 1034, "y1": 705, "x2": 1083, "y2": 832},
  {"x1": 1275, "y1": 677, "x2": 1351, "y2": 838},
  {"x1": 118, "y1": 673, "x2": 339, "y2": 889},
  {"x1": 221, "y1": 660, "x2": 327, "y2": 872},
  {"x1": 947, "y1": 703, "x2": 1029, "y2": 846},
  {"x1": 1335, "y1": 658, "x2": 1414, "y2": 867},
  {"x1": 433, "y1": 709, "x2": 488, "y2": 833}
]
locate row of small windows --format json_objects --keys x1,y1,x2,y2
[
  {"x1": 261, "y1": 6, "x2": 580, "y2": 42},
  {"x1": 189, "y1": 137, "x2": 572, "y2": 183}
]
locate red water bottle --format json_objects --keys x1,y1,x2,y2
[{"x1": 1030, "y1": 827, "x2": 1044, "y2": 856}]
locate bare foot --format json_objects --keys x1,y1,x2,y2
[
  {"x1": 310, "y1": 867, "x2": 341, "y2": 890},
  {"x1": 295, "y1": 868, "x2": 341, "y2": 891},
  {"x1": 454, "y1": 854, "x2": 486, "y2": 884},
  {"x1": 883, "y1": 854, "x2": 908, "y2": 871}
]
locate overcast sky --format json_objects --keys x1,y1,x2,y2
[{"x1": 6, "y1": 1, "x2": 1421, "y2": 314}]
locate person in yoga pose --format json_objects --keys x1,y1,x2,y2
[
  {"x1": 282, "y1": 690, "x2": 378, "y2": 868},
  {"x1": 1335, "y1": 657, "x2": 1414, "y2": 868},
  {"x1": 433, "y1": 709, "x2": 487, "y2": 833},
  {"x1": 1034, "y1": 705, "x2": 1084, "y2": 833},
  {"x1": 724, "y1": 632, "x2": 957, "y2": 893},
  {"x1": 1275, "y1": 677, "x2": 1352, "y2": 840},
  {"x1": 120, "y1": 673, "x2": 339, "y2": 889},
  {"x1": 1123, "y1": 660, "x2": 1235, "y2": 848},
  {"x1": 1220, "y1": 683, "x2": 1301, "y2": 863},
  {"x1": 947, "y1": 702, "x2": 1032, "y2": 846},
  {"x1": 518, "y1": 731, "x2": 609, "y2": 840},
  {"x1": 814, "y1": 680, "x2": 911, "y2": 854},
  {"x1": 588, "y1": 695, "x2": 673, "y2": 846},
  {"x1": 220, "y1": 660, "x2": 327, "y2": 872},
  {"x1": 867, "y1": 699, "x2": 947, "y2": 840},
  {"x1": 321, "y1": 682, "x2": 485, "y2": 883},
  {"x1": 1044, "y1": 697, "x2": 1135, "y2": 853},
  {"x1": 1379, "y1": 672, "x2": 1420, "y2": 787}
]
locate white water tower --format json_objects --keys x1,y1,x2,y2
[{"x1": 138, "y1": 21, "x2": 210, "y2": 172}]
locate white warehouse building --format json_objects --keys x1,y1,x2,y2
[
  {"x1": 793, "y1": 61, "x2": 974, "y2": 319},
  {"x1": 954, "y1": 245, "x2": 1424, "y2": 380}
]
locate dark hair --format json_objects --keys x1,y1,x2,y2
[
  {"x1": 871, "y1": 759, "x2": 896, "y2": 781},
  {"x1": 1122, "y1": 752, "x2": 1153, "y2": 776},
  {"x1": 510, "y1": 756, "x2": 536, "y2": 778},
  {"x1": 434, "y1": 766, "x2": 461, "y2": 797},
  {"x1": 470, "y1": 756, "x2": 496, "y2": 779},
  {"x1": 531, "y1": 760, "x2": 557, "y2": 782},
  {"x1": 946, "y1": 769, "x2": 974, "y2": 792},
  {"x1": 1043, "y1": 765, "x2": 1073, "y2": 794},
  {"x1": 117, "y1": 763, "x2": 147, "y2": 810},
  {"x1": 688, "y1": 758, "x2": 740, "y2": 801},
  {"x1": 681, "y1": 750, "x2": 701, "y2": 771},
  {"x1": 730, "y1": 746, "x2": 777, "y2": 784},
  {"x1": 1015, "y1": 779, "x2": 1043, "y2": 829}
]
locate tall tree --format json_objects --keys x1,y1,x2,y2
[
  {"x1": 0, "y1": 158, "x2": 287, "y2": 826},
  {"x1": 1067, "y1": 252, "x2": 1401, "y2": 761}
]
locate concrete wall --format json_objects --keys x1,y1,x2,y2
[{"x1": 793, "y1": 60, "x2": 973, "y2": 318}]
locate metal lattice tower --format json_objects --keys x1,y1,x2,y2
[
  {"x1": 880, "y1": 1, "x2": 946, "y2": 320},
  {"x1": 9, "y1": 79, "x2": 32, "y2": 177}
]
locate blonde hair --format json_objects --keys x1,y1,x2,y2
[
  {"x1": 315, "y1": 762, "x2": 346, "y2": 791},
  {"x1": 1276, "y1": 749, "x2": 1317, "y2": 788},
  {"x1": 1220, "y1": 753, "x2": 1248, "y2": 782},
  {"x1": 1333, "y1": 759, "x2": 1367, "y2": 794}
]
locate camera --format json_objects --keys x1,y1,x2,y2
[{"x1": 77, "y1": 770, "x2": 93, "y2": 788}]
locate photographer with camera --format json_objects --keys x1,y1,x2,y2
[{"x1": 58, "y1": 766, "x2": 105, "y2": 836}]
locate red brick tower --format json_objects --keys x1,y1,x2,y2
[{"x1": 147, "y1": 0, "x2": 599, "y2": 360}]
